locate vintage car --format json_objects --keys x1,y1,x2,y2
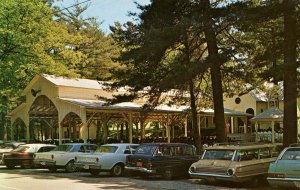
[
  {"x1": 2, "y1": 143, "x2": 56, "y2": 169},
  {"x1": 188, "y1": 143, "x2": 280, "y2": 184},
  {"x1": 74, "y1": 143, "x2": 139, "y2": 176},
  {"x1": 33, "y1": 143, "x2": 97, "y2": 172},
  {"x1": 125, "y1": 143, "x2": 200, "y2": 180},
  {"x1": 267, "y1": 145, "x2": 300, "y2": 188},
  {"x1": 0, "y1": 141, "x2": 26, "y2": 165}
]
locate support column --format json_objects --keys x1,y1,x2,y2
[
  {"x1": 23, "y1": 114, "x2": 30, "y2": 143},
  {"x1": 129, "y1": 113, "x2": 133, "y2": 143},
  {"x1": 79, "y1": 106, "x2": 88, "y2": 143},
  {"x1": 271, "y1": 121, "x2": 275, "y2": 143},
  {"x1": 184, "y1": 116, "x2": 188, "y2": 137},
  {"x1": 58, "y1": 114, "x2": 63, "y2": 145},
  {"x1": 167, "y1": 115, "x2": 171, "y2": 143},
  {"x1": 197, "y1": 115, "x2": 201, "y2": 136}
]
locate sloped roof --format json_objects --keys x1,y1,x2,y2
[
  {"x1": 250, "y1": 107, "x2": 283, "y2": 122},
  {"x1": 59, "y1": 98, "x2": 189, "y2": 113},
  {"x1": 249, "y1": 90, "x2": 269, "y2": 102},
  {"x1": 200, "y1": 108, "x2": 252, "y2": 116},
  {"x1": 41, "y1": 74, "x2": 110, "y2": 90}
]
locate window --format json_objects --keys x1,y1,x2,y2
[
  {"x1": 280, "y1": 148, "x2": 300, "y2": 160},
  {"x1": 203, "y1": 150, "x2": 235, "y2": 160},
  {"x1": 235, "y1": 149, "x2": 258, "y2": 161},
  {"x1": 235, "y1": 97, "x2": 241, "y2": 104},
  {"x1": 135, "y1": 145, "x2": 157, "y2": 155},
  {"x1": 95, "y1": 146, "x2": 118, "y2": 153},
  {"x1": 259, "y1": 148, "x2": 271, "y2": 159}
]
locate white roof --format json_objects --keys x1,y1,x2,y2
[
  {"x1": 42, "y1": 74, "x2": 109, "y2": 90},
  {"x1": 200, "y1": 108, "x2": 252, "y2": 116},
  {"x1": 250, "y1": 107, "x2": 283, "y2": 122}
]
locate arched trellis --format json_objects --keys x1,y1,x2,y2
[
  {"x1": 12, "y1": 118, "x2": 26, "y2": 141},
  {"x1": 28, "y1": 95, "x2": 58, "y2": 142},
  {"x1": 60, "y1": 112, "x2": 82, "y2": 141}
]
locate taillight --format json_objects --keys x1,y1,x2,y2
[
  {"x1": 268, "y1": 173, "x2": 286, "y2": 178},
  {"x1": 51, "y1": 155, "x2": 54, "y2": 159}
]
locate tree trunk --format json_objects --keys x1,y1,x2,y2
[
  {"x1": 189, "y1": 80, "x2": 201, "y2": 154},
  {"x1": 201, "y1": 0, "x2": 226, "y2": 143},
  {"x1": 283, "y1": 0, "x2": 298, "y2": 147}
]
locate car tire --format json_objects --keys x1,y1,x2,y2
[
  {"x1": 65, "y1": 160, "x2": 76, "y2": 173},
  {"x1": 163, "y1": 168, "x2": 174, "y2": 180},
  {"x1": 48, "y1": 166, "x2": 57, "y2": 172},
  {"x1": 111, "y1": 164, "x2": 124, "y2": 177},
  {"x1": 89, "y1": 169, "x2": 100, "y2": 176},
  {"x1": 6, "y1": 164, "x2": 15, "y2": 169}
]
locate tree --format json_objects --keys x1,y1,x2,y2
[
  {"x1": 54, "y1": 2, "x2": 120, "y2": 80},
  {"x1": 282, "y1": 0, "x2": 298, "y2": 147}
]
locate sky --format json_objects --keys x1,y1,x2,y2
[{"x1": 55, "y1": 0, "x2": 151, "y2": 34}]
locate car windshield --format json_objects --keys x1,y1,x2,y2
[
  {"x1": 280, "y1": 148, "x2": 300, "y2": 160},
  {"x1": 95, "y1": 146, "x2": 118, "y2": 153},
  {"x1": 202, "y1": 149, "x2": 235, "y2": 160},
  {"x1": 53, "y1": 144, "x2": 74, "y2": 152},
  {"x1": 135, "y1": 145, "x2": 157, "y2": 155}
]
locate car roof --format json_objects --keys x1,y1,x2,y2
[
  {"x1": 205, "y1": 143, "x2": 277, "y2": 150},
  {"x1": 140, "y1": 143, "x2": 191, "y2": 146},
  {"x1": 102, "y1": 143, "x2": 139, "y2": 146},
  {"x1": 60, "y1": 143, "x2": 97, "y2": 146},
  {"x1": 21, "y1": 144, "x2": 56, "y2": 148}
]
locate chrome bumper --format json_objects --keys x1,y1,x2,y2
[
  {"x1": 74, "y1": 162, "x2": 101, "y2": 170},
  {"x1": 267, "y1": 177, "x2": 300, "y2": 188},
  {"x1": 33, "y1": 159, "x2": 56, "y2": 167},
  {"x1": 125, "y1": 166, "x2": 156, "y2": 174},
  {"x1": 188, "y1": 171, "x2": 235, "y2": 181}
]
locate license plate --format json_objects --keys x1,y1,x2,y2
[
  {"x1": 41, "y1": 162, "x2": 46, "y2": 166},
  {"x1": 83, "y1": 165, "x2": 89, "y2": 169},
  {"x1": 136, "y1": 161, "x2": 142, "y2": 167},
  {"x1": 207, "y1": 176, "x2": 216, "y2": 182}
]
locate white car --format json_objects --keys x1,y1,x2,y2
[
  {"x1": 74, "y1": 143, "x2": 139, "y2": 176},
  {"x1": 33, "y1": 143, "x2": 98, "y2": 172}
]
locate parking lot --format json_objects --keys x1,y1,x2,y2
[{"x1": 0, "y1": 166, "x2": 273, "y2": 190}]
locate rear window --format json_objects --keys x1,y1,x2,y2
[
  {"x1": 135, "y1": 145, "x2": 157, "y2": 155},
  {"x1": 280, "y1": 148, "x2": 300, "y2": 160},
  {"x1": 53, "y1": 144, "x2": 74, "y2": 152},
  {"x1": 13, "y1": 146, "x2": 31, "y2": 153},
  {"x1": 95, "y1": 146, "x2": 118, "y2": 153},
  {"x1": 203, "y1": 149, "x2": 235, "y2": 160}
]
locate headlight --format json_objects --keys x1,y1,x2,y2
[
  {"x1": 227, "y1": 168, "x2": 235, "y2": 176},
  {"x1": 190, "y1": 166, "x2": 196, "y2": 173}
]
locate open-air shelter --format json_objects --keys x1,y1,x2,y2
[
  {"x1": 250, "y1": 107, "x2": 284, "y2": 143},
  {"x1": 6, "y1": 74, "x2": 252, "y2": 144}
]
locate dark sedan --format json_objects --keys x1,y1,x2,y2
[
  {"x1": 2, "y1": 143, "x2": 56, "y2": 169},
  {"x1": 125, "y1": 143, "x2": 200, "y2": 180}
]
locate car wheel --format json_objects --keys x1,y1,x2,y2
[
  {"x1": 65, "y1": 160, "x2": 76, "y2": 173},
  {"x1": 6, "y1": 164, "x2": 15, "y2": 169},
  {"x1": 89, "y1": 169, "x2": 100, "y2": 176},
  {"x1": 163, "y1": 168, "x2": 174, "y2": 180},
  {"x1": 111, "y1": 164, "x2": 124, "y2": 177},
  {"x1": 21, "y1": 164, "x2": 32, "y2": 169},
  {"x1": 48, "y1": 166, "x2": 57, "y2": 172}
]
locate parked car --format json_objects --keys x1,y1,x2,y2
[
  {"x1": 74, "y1": 143, "x2": 139, "y2": 176},
  {"x1": 267, "y1": 145, "x2": 300, "y2": 188},
  {"x1": 33, "y1": 143, "x2": 98, "y2": 172},
  {"x1": 2, "y1": 143, "x2": 56, "y2": 169},
  {"x1": 188, "y1": 143, "x2": 280, "y2": 185},
  {"x1": 0, "y1": 141, "x2": 26, "y2": 165},
  {"x1": 125, "y1": 143, "x2": 200, "y2": 180}
]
